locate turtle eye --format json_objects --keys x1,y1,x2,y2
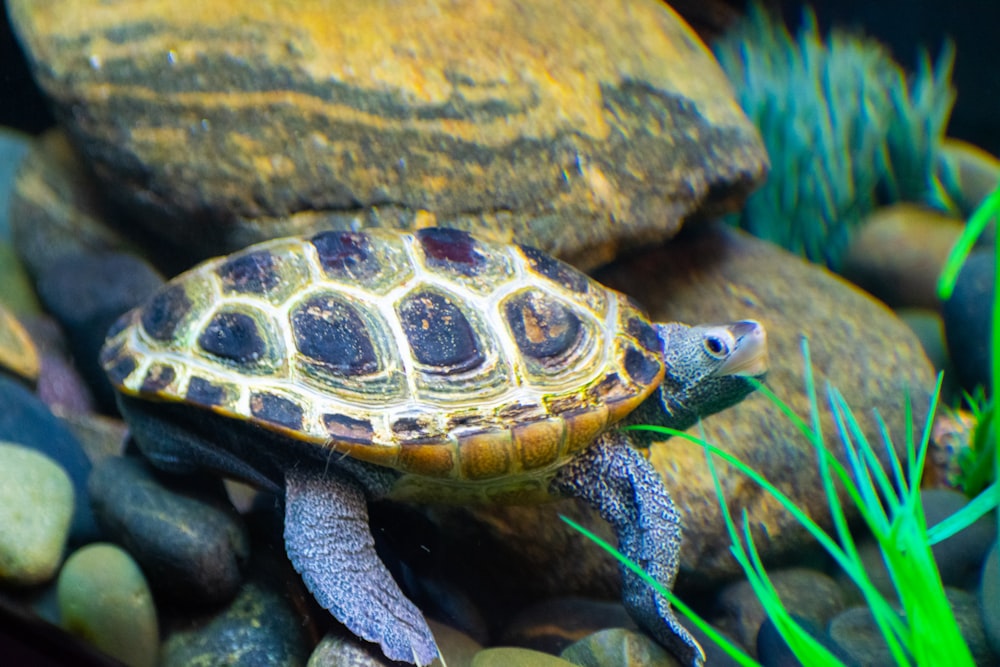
[{"x1": 703, "y1": 335, "x2": 730, "y2": 359}]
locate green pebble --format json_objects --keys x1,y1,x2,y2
[
  {"x1": 472, "y1": 647, "x2": 577, "y2": 667},
  {"x1": 0, "y1": 442, "x2": 73, "y2": 585},
  {"x1": 560, "y1": 628, "x2": 675, "y2": 666},
  {"x1": 57, "y1": 543, "x2": 159, "y2": 667}
]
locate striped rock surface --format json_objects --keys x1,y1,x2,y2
[
  {"x1": 100, "y1": 227, "x2": 664, "y2": 503},
  {"x1": 8, "y1": 0, "x2": 767, "y2": 268}
]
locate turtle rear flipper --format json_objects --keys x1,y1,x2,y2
[
  {"x1": 284, "y1": 467, "x2": 440, "y2": 666},
  {"x1": 552, "y1": 432, "x2": 705, "y2": 667}
]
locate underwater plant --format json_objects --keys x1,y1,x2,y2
[
  {"x1": 712, "y1": 4, "x2": 956, "y2": 270},
  {"x1": 566, "y1": 354, "x2": 975, "y2": 665},
  {"x1": 564, "y1": 184, "x2": 1000, "y2": 665}
]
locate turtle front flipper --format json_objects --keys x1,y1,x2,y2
[
  {"x1": 283, "y1": 467, "x2": 440, "y2": 666},
  {"x1": 551, "y1": 432, "x2": 705, "y2": 667}
]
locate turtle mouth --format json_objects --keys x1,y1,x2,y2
[{"x1": 713, "y1": 320, "x2": 768, "y2": 378}]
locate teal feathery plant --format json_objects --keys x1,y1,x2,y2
[{"x1": 713, "y1": 5, "x2": 956, "y2": 270}]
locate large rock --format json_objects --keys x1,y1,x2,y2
[
  {"x1": 7, "y1": 0, "x2": 766, "y2": 268},
  {"x1": 420, "y1": 224, "x2": 935, "y2": 609},
  {"x1": 9, "y1": 131, "x2": 139, "y2": 281}
]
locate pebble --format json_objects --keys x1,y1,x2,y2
[
  {"x1": 756, "y1": 614, "x2": 857, "y2": 667},
  {"x1": 0, "y1": 303, "x2": 39, "y2": 381},
  {"x1": 560, "y1": 627, "x2": 677, "y2": 666},
  {"x1": 159, "y1": 554, "x2": 313, "y2": 667},
  {"x1": 829, "y1": 588, "x2": 995, "y2": 666},
  {"x1": 826, "y1": 605, "x2": 894, "y2": 665},
  {"x1": 841, "y1": 203, "x2": 965, "y2": 310},
  {"x1": 0, "y1": 240, "x2": 40, "y2": 315},
  {"x1": 895, "y1": 308, "x2": 951, "y2": 376},
  {"x1": 499, "y1": 596, "x2": 637, "y2": 654},
  {"x1": 57, "y1": 543, "x2": 158, "y2": 667},
  {"x1": 88, "y1": 455, "x2": 249, "y2": 605},
  {"x1": 946, "y1": 587, "x2": 998, "y2": 665},
  {"x1": 24, "y1": 313, "x2": 97, "y2": 414},
  {"x1": 35, "y1": 251, "x2": 163, "y2": 412},
  {"x1": 716, "y1": 567, "x2": 846, "y2": 650},
  {"x1": 941, "y1": 247, "x2": 994, "y2": 394},
  {"x1": 471, "y1": 647, "x2": 578, "y2": 667},
  {"x1": 307, "y1": 632, "x2": 393, "y2": 666},
  {"x1": 305, "y1": 626, "x2": 480, "y2": 667},
  {"x1": 54, "y1": 409, "x2": 127, "y2": 466},
  {"x1": 979, "y1": 541, "x2": 1000, "y2": 655},
  {"x1": 0, "y1": 376, "x2": 97, "y2": 543},
  {"x1": 427, "y1": 618, "x2": 483, "y2": 667},
  {"x1": 0, "y1": 442, "x2": 73, "y2": 585},
  {"x1": 939, "y1": 138, "x2": 1000, "y2": 222}
]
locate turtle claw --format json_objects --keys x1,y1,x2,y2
[{"x1": 284, "y1": 467, "x2": 441, "y2": 666}]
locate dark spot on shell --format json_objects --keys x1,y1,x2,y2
[
  {"x1": 186, "y1": 376, "x2": 227, "y2": 406},
  {"x1": 417, "y1": 227, "x2": 484, "y2": 276},
  {"x1": 106, "y1": 355, "x2": 137, "y2": 386},
  {"x1": 98, "y1": 339, "x2": 123, "y2": 368},
  {"x1": 198, "y1": 311, "x2": 267, "y2": 364},
  {"x1": 104, "y1": 311, "x2": 133, "y2": 340},
  {"x1": 398, "y1": 290, "x2": 484, "y2": 373},
  {"x1": 587, "y1": 372, "x2": 632, "y2": 403},
  {"x1": 505, "y1": 290, "x2": 581, "y2": 361},
  {"x1": 391, "y1": 417, "x2": 424, "y2": 437},
  {"x1": 291, "y1": 296, "x2": 378, "y2": 376},
  {"x1": 140, "y1": 363, "x2": 176, "y2": 392},
  {"x1": 141, "y1": 285, "x2": 191, "y2": 341},
  {"x1": 627, "y1": 317, "x2": 661, "y2": 354},
  {"x1": 324, "y1": 414, "x2": 374, "y2": 444},
  {"x1": 518, "y1": 244, "x2": 589, "y2": 293},
  {"x1": 311, "y1": 231, "x2": 380, "y2": 280},
  {"x1": 250, "y1": 392, "x2": 304, "y2": 430},
  {"x1": 218, "y1": 250, "x2": 279, "y2": 294},
  {"x1": 624, "y1": 347, "x2": 660, "y2": 386}
]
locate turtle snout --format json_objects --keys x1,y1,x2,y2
[{"x1": 713, "y1": 320, "x2": 767, "y2": 378}]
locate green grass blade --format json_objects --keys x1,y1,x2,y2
[
  {"x1": 558, "y1": 514, "x2": 760, "y2": 666},
  {"x1": 927, "y1": 481, "x2": 1000, "y2": 544},
  {"x1": 937, "y1": 182, "x2": 1000, "y2": 299}
]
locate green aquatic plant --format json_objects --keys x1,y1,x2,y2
[
  {"x1": 559, "y1": 182, "x2": 1000, "y2": 666},
  {"x1": 564, "y1": 342, "x2": 979, "y2": 665},
  {"x1": 712, "y1": 4, "x2": 956, "y2": 269}
]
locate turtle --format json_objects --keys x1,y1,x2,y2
[{"x1": 99, "y1": 227, "x2": 767, "y2": 666}]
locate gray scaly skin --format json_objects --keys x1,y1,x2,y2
[
  {"x1": 551, "y1": 321, "x2": 767, "y2": 667},
  {"x1": 122, "y1": 320, "x2": 766, "y2": 667}
]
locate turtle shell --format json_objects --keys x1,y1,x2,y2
[{"x1": 100, "y1": 228, "x2": 664, "y2": 492}]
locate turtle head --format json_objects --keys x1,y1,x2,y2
[{"x1": 630, "y1": 320, "x2": 767, "y2": 435}]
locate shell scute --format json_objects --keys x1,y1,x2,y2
[
  {"x1": 250, "y1": 392, "x2": 305, "y2": 431},
  {"x1": 398, "y1": 288, "x2": 485, "y2": 374},
  {"x1": 141, "y1": 284, "x2": 192, "y2": 342},
  {"x1": 309, "y1": 230, "x2": 413, "y2": 294},
  {"x1": 291, "y1": 294, "x2": 379, "y2": 376},
  {"x1": 186, "y1": 376, "x2": 231, "y2": 407}
]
